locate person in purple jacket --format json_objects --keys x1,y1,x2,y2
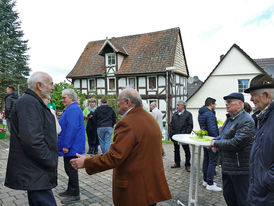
[{"x1": 58, "y1": 88, "x2": 85, "y2": 204}]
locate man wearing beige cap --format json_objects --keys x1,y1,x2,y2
[{"x1": 244, "y1": 73, "x2": 274, "y2": 206}]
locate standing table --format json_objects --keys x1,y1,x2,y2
[{"x1": 172, "y1": 134, "x2": 213, "y2": 206}]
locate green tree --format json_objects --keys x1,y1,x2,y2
[
  {"x1": 51, "y1": 82, "x2": 85, "y2": 111},
  {"x1": 0, "y1": 0, "x2": 30, "y2": 110}
]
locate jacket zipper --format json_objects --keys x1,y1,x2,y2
[{"x1": 236, "y1": 152, "x2": 240, "y2": 167}]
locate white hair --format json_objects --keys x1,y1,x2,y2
[
  {"x1": 62, "y1": 88, "x2": 77, "y2": 101},
  {"x1": 150, "y1": 102, "x2": 157, "y2": 107},
  {"x1": 28, "y1": 72, "x2": 49, "y2": 89},
  {"x1": 254, "y1": 88, "x2": 274, "y2": 101}
]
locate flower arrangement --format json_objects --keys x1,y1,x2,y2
[{"x1": 194, "y1": 129, "x2": 208, "y2": 138}]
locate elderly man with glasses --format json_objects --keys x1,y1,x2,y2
[{"x1": 211, "y1": 92, "x2": 255, "y2": 206}]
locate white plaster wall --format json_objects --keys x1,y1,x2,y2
[
  {"x1": 97, "y1": 78, "x2": 105, "y2": 87},
  {"x1": 82, "y1": 79, "x2": 87, "y2": 88},
  {"x1": 159, "y1": 99, "x2": 166, "y2": 111},
  {"x1": 117, "y1": 54, "x2": 124, "y2": 70},
  {"x1": 118, "y1": 78, "x2": 126, "y2": 87},
  {"x1": 138, "y1": 77, "x2": 146, "y2": 87},
  {"x1": 74, "y1": 79, "x2": 80, "y2": 88},
  {"x1": 139, "y1": 89, "x2": 146, "y2": 95},
  {"x1": 158, "y1": 76, "x2": 165, "y2": 86}
]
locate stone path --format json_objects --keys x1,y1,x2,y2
[{"x1": 0, "y1": 136, "x2": 226, "y2": 206}]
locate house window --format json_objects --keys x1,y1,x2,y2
[
  {"x1": 238, "y1": 79, "x2": 249, "y2": 93},
  {"x1": 89, "y1": 79, "x2": 96, "y2": 90},
  {"x1": 148, "y1": 76, "x2": 156, "y2": 90},
  {"x1": 109, "y1": 78, "x2": 115, "y2": 90},
  {"x1": 128, "y1": 77, "x2": 136, "y2": 89},
  {"x1": 106, "y1": 53, "x2": 116, "y2": 66}
]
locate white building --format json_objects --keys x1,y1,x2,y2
[{"x1": 187, "y1": 44, "x2": 267, "y2": 131}]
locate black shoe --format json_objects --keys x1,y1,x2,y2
[
  {"x1": 185, "y1": 166, "x2": 191, "y2": 172},
  {"x1": 61, "y1": 195, "x2": 80, "y2": 204},
  {"x1": 87, "y1": 148, "x2": 93, "y2": 154},
  {"x1": 171, "y1": 164, "x2": 180, "y2": 168},
  {"x1": 58, "y1": 190, "x2": 70, "y2": 197}
]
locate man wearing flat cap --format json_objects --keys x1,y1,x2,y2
[
  {"x1": 211, "y1": 92, "x2": 255, "y2": 206},
  {"x1": 244, "y1": 73, "x2": 274, "y2": 206}
]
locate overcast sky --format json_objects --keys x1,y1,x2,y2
[{"x1": 15, "y1": 0, "x2": 274, "y2": 83}]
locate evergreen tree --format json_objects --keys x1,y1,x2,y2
[{"x1": 0, "y1": 0, "x2": 30, "y2": 109}]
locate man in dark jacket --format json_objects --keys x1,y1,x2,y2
[
  {"x1": 244, "y1": 74, "x2": 274, "y2": 206},
  {"x1": 198, "y1": 97, "x2": 222, "y2": 192},
  {"x1": 94, "y1": 98, "x2": 116, "y2": 154},
  {"x1": 4, "y1": 85, "x2": 18, "y2": 131},
  {"x1": 5, "y1": 72, "x2": 58, "y2": 206},
  {"x1": 170, "y1": 100, "x2": 193, "y2": 172},
  {"x1": 211, "y1": 92, "x2": 255, "y2": 206}
]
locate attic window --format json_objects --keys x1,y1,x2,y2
[
  {"x1": 238, "y1": 79, "x2": 249, "y2": 93},
  {"x1": 106, "y1": 53, "x2": 116, "y2": 66}
]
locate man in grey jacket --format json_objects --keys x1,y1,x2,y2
[{"x1": 211, "y1": 92, "x2": 255, "y2": 206}]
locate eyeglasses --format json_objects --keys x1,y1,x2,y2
[
  {"x1": 225, "y1": 99, "x2": 238, "y2": 104},
  {"x1": 117, "y1": 98, "x2": 127, "y2": 103}
]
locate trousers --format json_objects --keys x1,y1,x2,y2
[
  {"x1": 222, "y1": 173, "x2": 249, "y2": 206},
  {"x1": 27, "y1": 189, "x2": 56, "y2": 206},
  {"x1": 64, "y1": 156, "x2": 80, "y2": 196},
  {"x1": 173, "y1": 141, "x2": 191, "y2": 167}
]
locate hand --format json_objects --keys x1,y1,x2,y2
[
  {"x1": 70, "y1": 153, "x2": 86, "y2": 170},
  {"x1": 210, "y1": 140, "x2": 215, "y2": 147},
  {"x1": 63, "y1": 147, "x2": 69, "y2": 154},
  {"x1": 211, "y1": 146, "x2": 218, "y2": 153}
]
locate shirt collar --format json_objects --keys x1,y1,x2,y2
[{"x1": 122, "y1": 107, "x2": 134, "y2": 118}]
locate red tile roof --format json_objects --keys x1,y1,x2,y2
[{"x1": 67, "y1": 28, "x2": 184, "y2": 78}]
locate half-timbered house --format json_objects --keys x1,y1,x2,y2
[{"x1": 66, "y1": 28, "x2": 189, "y2": 128}]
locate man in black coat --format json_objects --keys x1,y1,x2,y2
[
  {"x1": 5, "y1": 72, "x2": 58, "y2": 206},
  {"x1": 4, "y1": 85, "x2": 18, "y2": 131},
  {"x1": 211, "y1": 92, "x2": 255, "y2": 206},
  {"x1": 170, "y1": 100, "x2": 193, "y2": 172}
]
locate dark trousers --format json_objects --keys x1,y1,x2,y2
[
  {"x1": 173, "y1": 141, "x2": 191, "y2": 167},
  {"x1": 222, "y1": 173, "x2": 249, "y2": 206},
  {"x1": 202, "y1": 148, "x2": 218, "y2": 185},
  {"x1": 27, "y1": 189, "x2": 56, "y2": 206},
  {"x1": 64, "y1": 156, "x2": 80, "y2": 196}
]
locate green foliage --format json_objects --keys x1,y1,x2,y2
[
  {"x1": 217, "y1": 120, "x2": 224, "y2": 126},
  {"x1": 0, "y1": 0, "x2": 30, "y2": 109},
  {"x1": 50, "y1": 82, "x2": 85, "y2": 111}
]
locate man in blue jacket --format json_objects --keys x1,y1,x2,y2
[
  {"x1": 211, "y1": 92, "x2": 255, "y2": 206},
  {"x1": 244, "y1": 74, "x2": 274, "y2": 206},
  {"x1": 198, "y1": 97, "x2": 222, "y2": 192}
]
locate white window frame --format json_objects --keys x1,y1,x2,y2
[
  {"x1": 128, "y1": 77, "x2": 136, "y2": 89},
  {"x1": 106, "y1": 53, "x2": 116, "y2": 67},
  {"x1": 238, "y1": 79, "x2": 249, "y2": 93}
]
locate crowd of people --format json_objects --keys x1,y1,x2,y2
[{"x1": 3, "y1": 71, "x2": 274, "y2": 206}]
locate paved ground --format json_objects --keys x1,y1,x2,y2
[{"x1": 0, "y1": 135, "x2": 226, "y2": 206}]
